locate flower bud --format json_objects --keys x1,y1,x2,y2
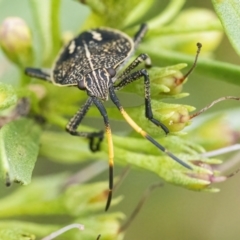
[
  {"x1": 0, "y1": 17, "x2": 33, "y2": 67},
  {"x1": 156, "y1": 103, "x2": 193, "y2": 132},
  {"x1": 149, "y1": 65, "x2": 187, "y2": 96},
  {"x1": 128, "y1": 100, "x2": 194, "y2": 136},
  {"x1": 186, "y1": 160, "x2": 227, "y2": 191},
  {"x1": 121, "y1": 64, "x2": 188, "y2": 99}
]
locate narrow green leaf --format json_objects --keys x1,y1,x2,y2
[
  {"x1": 0, "y1": 118, "x2": 41, "y2": 186},
  {"x1": 148, "y1": 0, "x2": 185, "y2": 29},
  {"x1": 50, "y1": 0, "x2": 61, "y2": 58},
  {"x1": 212, "y1": 0, "x2": 240, "y2": 56},
  {"x1": 123, "y1": 0, "x2": 155, "y2": 27},
  {"x1": 112, "y1": 144, "x2": 218, "y2": 191},
  {"x1": 40, "y1": 131, "x2": 106, "y2": 163},
  {"x1": 29, "y1": 0, "x2": 61, "y2": 66}
]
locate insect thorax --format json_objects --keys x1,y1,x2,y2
[{"x1": 83, "y1": 68, "x2": 112, "y2": 100}]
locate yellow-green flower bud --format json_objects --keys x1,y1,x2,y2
[
  {"x1": 188, "y1": 160, "x2": 227, "y2": 188},
  {"x1": 128, "y1": 100, "x2": 194, "y2": 136},
  {"x1": 149, "y1": 66, "x2": 187, "y2": 96},
  {"x1": 0, "y1": 17, "x2": 33, "y2": 67},
  {"x1": 121, "y1": 64, "x2": 188, "y2": 99},
  {"x1": 157, "y1": 103, "x2": 192, "y2": 132}
]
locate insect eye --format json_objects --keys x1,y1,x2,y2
[
  {"x1": 78, "y1": 80, "x2": 86, "y2": 90},
  {"x1": 106, "y1": 68, "x2": 116, "y2": 77}
]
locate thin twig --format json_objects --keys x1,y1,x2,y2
[
  {"x1": 190, "y1": 96, "x2": 240, "y2": 119},
  {"x1": 113, "y1": 165, "x2": 131, "y2": 192},
  {"x1": 201, "y1": 144, "x2": 240, "y2": 158},
  {"x1": 41, "y1": 223, "x2": 84, "y2": 240},
  {"x1": 62, "y1": 161, "x2": 108, "y2": 189},
  {"x1": 118, "y1": 182, "x2": 163, "y2": 233}
]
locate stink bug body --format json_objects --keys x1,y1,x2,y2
[{"x1": 26, "y1": 24, "x2": 200, "y2": 211}]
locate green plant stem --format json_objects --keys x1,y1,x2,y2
[
  {"x1": 148, "y1": 0, "x2": 186, "y2": 29},
  {"x1": 148, "y1": 21, "x2": 222, "y2": 36},
  {"x1": 29, "y1": 0, "x2": 61, "y2": 66},
  {"x1": 50, "y1": 0, "x2": 61, "y2": 58},
  {"x1": 19, "y1": 71, "x2": 30, "y2": 86}
]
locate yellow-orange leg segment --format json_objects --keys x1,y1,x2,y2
[
  {"x1": 109, "y1": 87, "x2": 192, "y2": 170},
  {"x1": 105, "y1": 124, "x2": 114, "y2": 211}
]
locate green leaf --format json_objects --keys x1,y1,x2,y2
[
  {"x1": 112, "y1": 143, "x2": 219, "y2": 191},
  {"x1": 81, "y1": 0, "x2": 145, "y2": 29},
  {"x1": 0, "y1": 173, "x2": 67, "y2": 218},
  {"x1": 0, "y1": 118, "x2": 41, "y2": 186},
  {"x1": 0, "y1": 215, "x2": 125, "y2": 240},
  {"x1": 0, "y1": 221, "x2": 57, "y2": 240},
  {"x1": 0, "y1": 228, "x2": 35, "y2": 240},
  {"x1": 40, "y1": 131, "x2": 106, "y2": 163},
  {"x1": 0, "y1": 83, "x2": 17, "y2": 111},
  {"x1": 0, "y1": 172, "x2": 121, "y2": 218},
  {"x1": 0, "y1": 173, "x2": 124, "y2": 239},
  {"x1": 212, "y1": 0, "x2": 240, "y2": 56},
  {"x1": 29, "y1": 0, "x2": 61, "y2": 65}
]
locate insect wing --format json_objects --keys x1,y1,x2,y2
[{"x1": 52, "y1": 29, "x2": 134, "y2": 86}]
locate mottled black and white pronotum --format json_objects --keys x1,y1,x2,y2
[{"x1": 25, "y1": 24, "x2": 196, "y2": 211}]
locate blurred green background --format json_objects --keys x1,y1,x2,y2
[{"x1": 1, "y1": 0, "x2": 240, "y2": 240}]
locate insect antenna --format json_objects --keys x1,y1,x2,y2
[{"x1": 183, "y1": 42, "x2": 202, "y2": 80}]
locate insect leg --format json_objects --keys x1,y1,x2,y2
[
  {"x1": 116, "y1": 53, "x2": 151, "y2": 81},
  {"x1": 109, "y1": 86, "x2": 192, "y2": 169},
  {"x1": 92, "y1": 97, "x2": 114, "y2": 211},
  {"x1": 114, "y1": 67, "x2": 169, "y2": 134},
  {"x1": 66, "y1": 97, "x2": 104, "y2": 152},
  {"x1": 133, "y1": 23, "x2": 148, "y2": 50},
  {"x1": 25, "y1": 67, "x2": 52, "y2": 82},
  {"x1": 96, "y1": 235, "x2": 101, "y2": 240}
]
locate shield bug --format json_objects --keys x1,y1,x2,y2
[{"x1": 25, "y1": 24, "x2": 201, "y2": 211}]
